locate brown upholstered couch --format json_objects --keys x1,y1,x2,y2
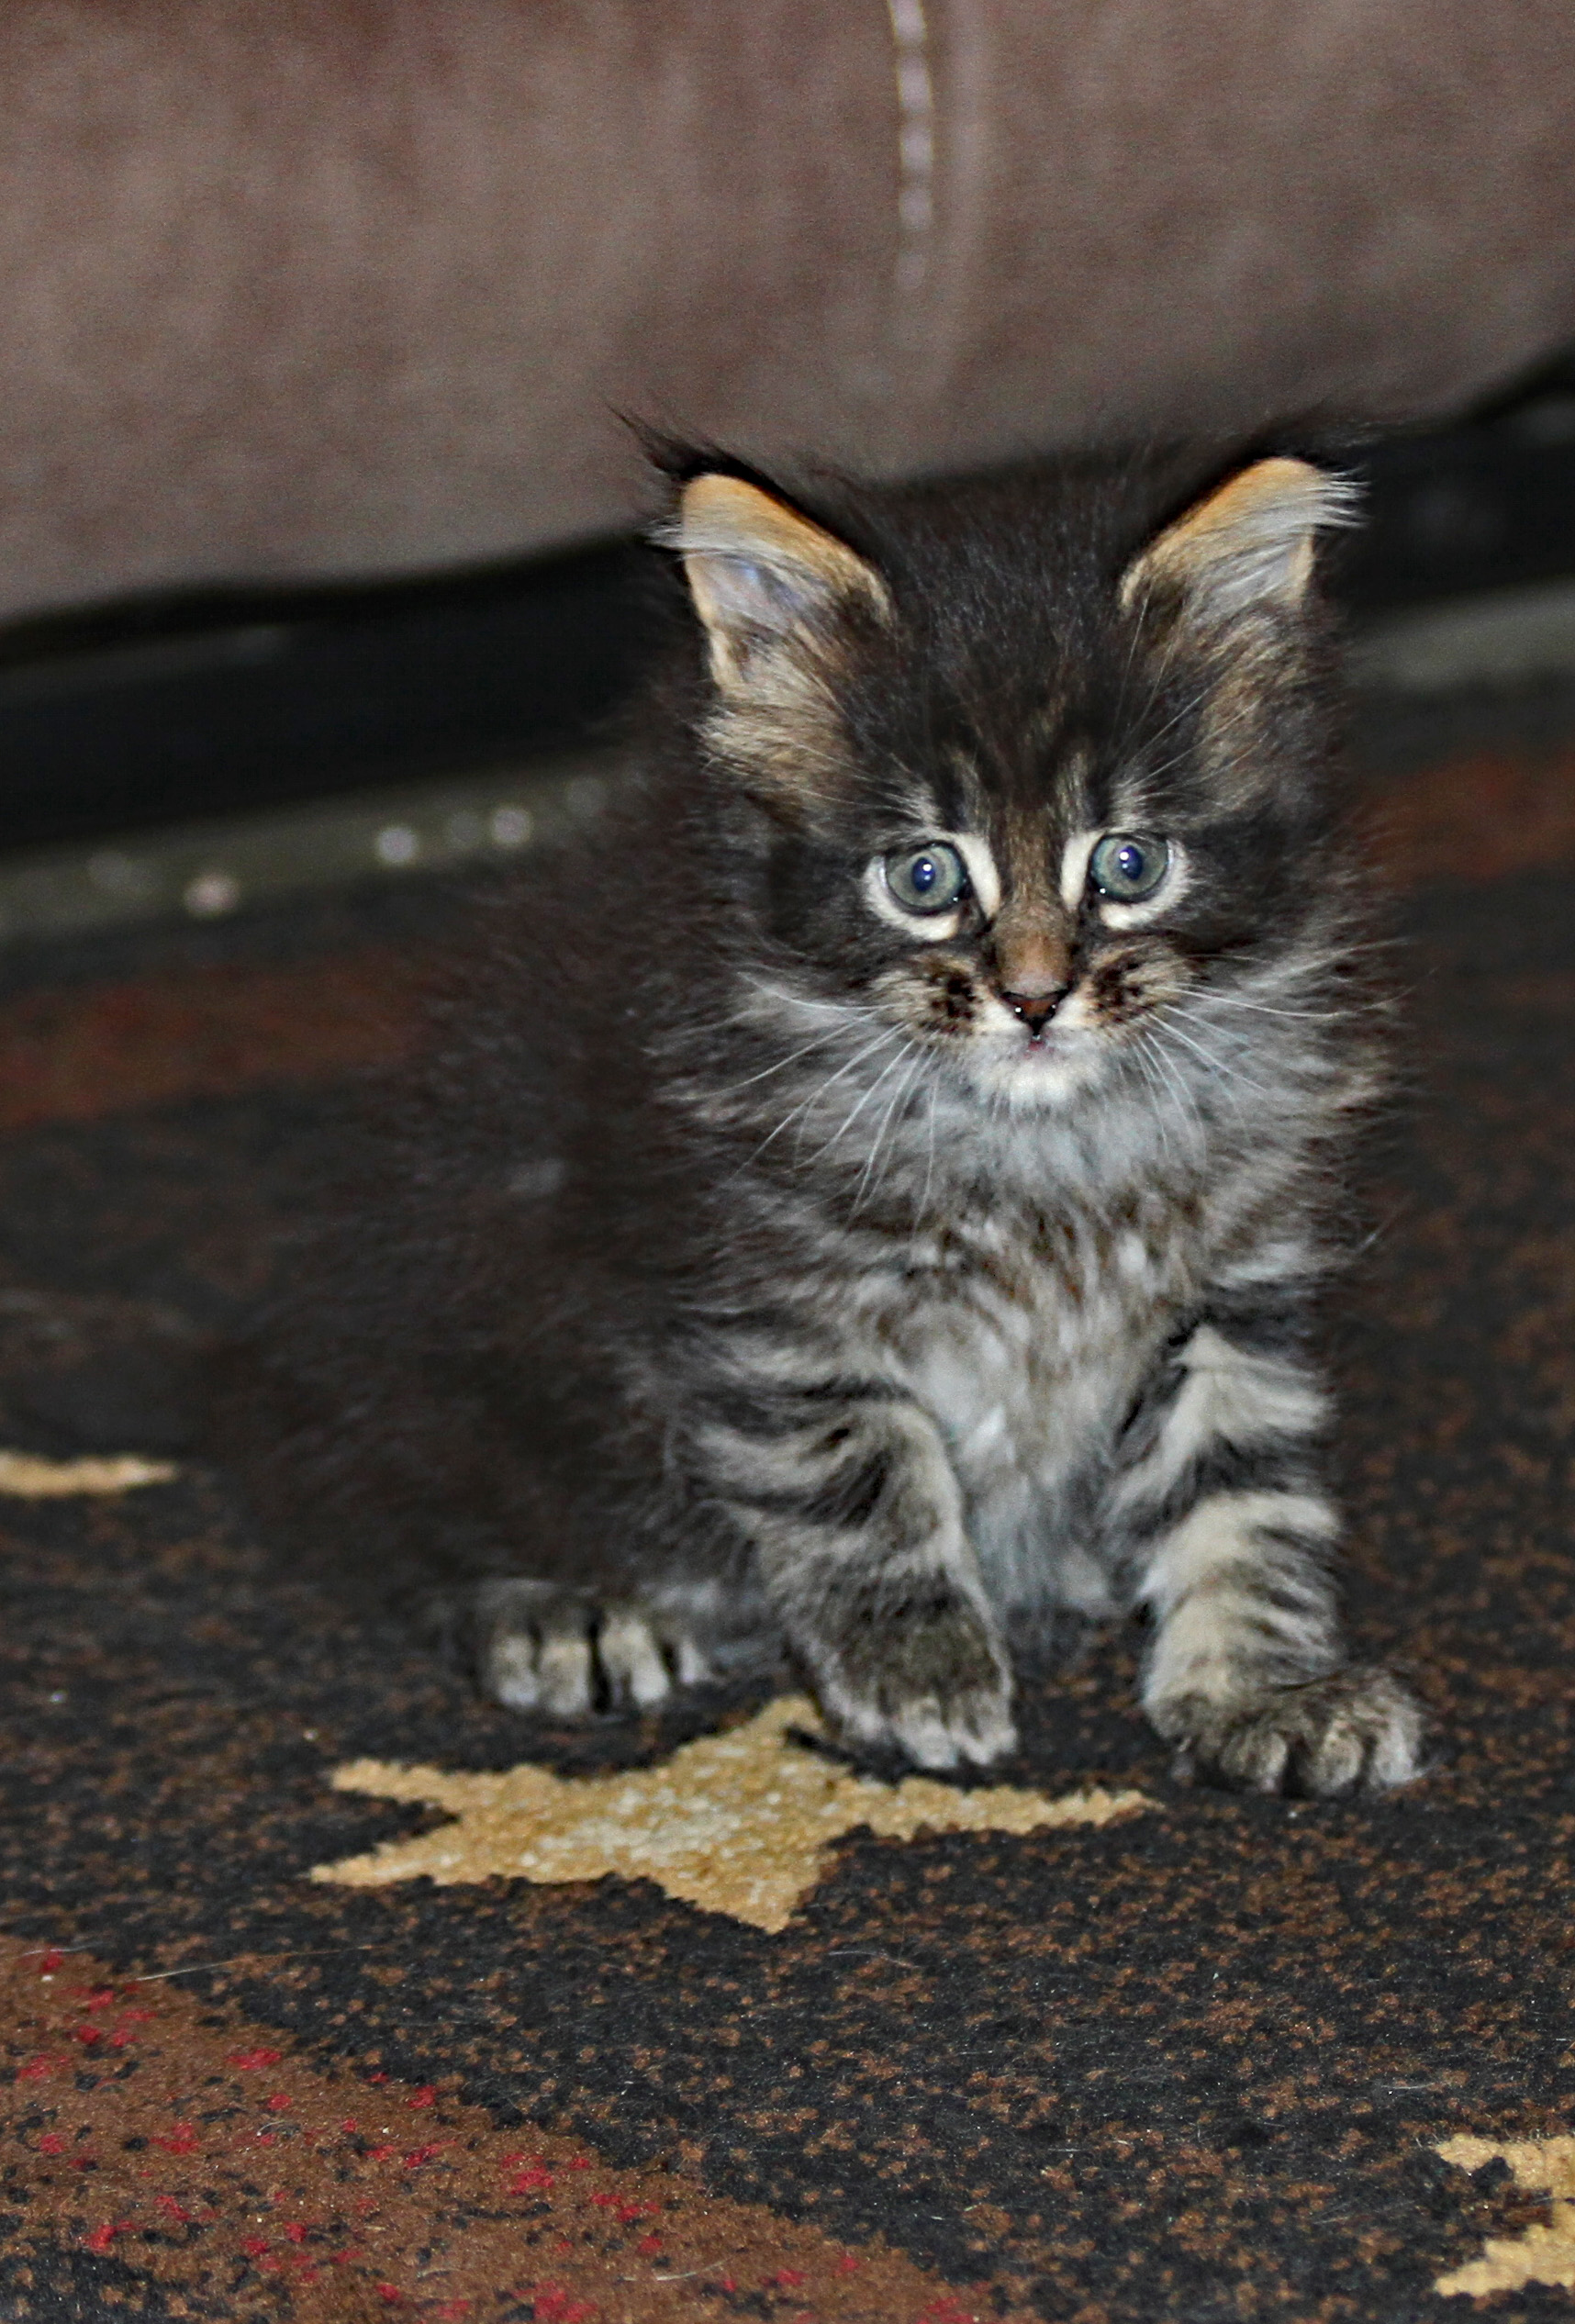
[{"x1": 2, "y1": 0, "x2": 1572, "y2": 625}]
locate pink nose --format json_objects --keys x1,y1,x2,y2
[{"x1": 999, "y1": 985, "x2": 1067, "y2": 1034}]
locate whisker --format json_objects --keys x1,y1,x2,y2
[
  {"x1": 1196, "y1": 991, "x2": 1347, "y2": 1024},
  {"x1": 851, "y1": 1043, "x2": 926, "y2": 1216},
  {"x1": 1134, "y1": 671, "x2": 1206, "y2": 763},
  {"x1": 1132, "y1": 1023, "x2": 1206, "y2": 1148},
  {"x1": 709, "y1": 1025, "x2": 847, "y2": 1100},
  {"x1": 732, "y1": 1028, "x2": 900, "y2": 1179},
  {"x1": 1111, "y1": 593, "x2": 1152, "y2": 733},
  {"x1": 1158, "y1": 1014, "x2": 1257, "y2": 1086},
  {"x1": 1155, "y1": 1018, "x2": 1275, "y2": 1118},
  {"x1": 1123, "y1": 1034, "x2": 1177, "y2": 1175},
  {"x1": 806, "y1": 1040, "x2": 919, "y2": 1175},
  {"x1": 736, "y1": 976, "x2": 860, "y2": 1020},
  {"x1": 919, "y1": 1080, "x2": 940, "y2": 1226}
]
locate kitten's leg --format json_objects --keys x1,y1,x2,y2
[
  {"x1": 700, "y1": 1377, "x2": 1014, "y2": 1770},
  {"x1": 474, "y1": 1580, "x2": 715, "y2": 1715},
  {"x1": 1113, "y1": 1308, "x2": 1424, "y2": 1795}
]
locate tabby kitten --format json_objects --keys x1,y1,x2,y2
[{"x1": 236, "y1": 449, "x2": 1425, "y2": 1794}]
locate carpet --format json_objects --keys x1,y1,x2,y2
[{"x1": 1, "y1": 742, "x2": 1573, "y2": 2321}]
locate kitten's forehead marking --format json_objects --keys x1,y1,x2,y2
[
  {"x1": 995, "y1": 803, "x2": 1077, "y2": 929},
  {"x1": 1056, "y1": 742, "x2": 1094, "y2": 815},
  {"x1": 1060, "y1": 831, "x2": 1100, "y2": 911},
  {"x1": 954, "y1": 834, "x2": 1000, "y2": 919}
]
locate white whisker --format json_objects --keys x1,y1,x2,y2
[
  {"x1": 1197, "y1": 991, "x2": 1346, "y2": 1025},
  {"x1": 1131, "y1": 1022, "x2": 1206, "y2": 1149},
  {"x1": 733, "y1": 1028, "x2": 900, "y2": 1179},
  {"x1": 736, "y1": 976, "x2": 859, "y2": 1021},
  {"x1": 806, "y1": 1040, "x2": 919, "y2": 1174},
  {"x1": 709, "y1": 1026, "x2": 847, "y2": 1100},
  {"x1": 1156, "y1": 1017, "x2": 1275, "y2": 1118},
  {"x1": 1123, "y1": 1034, "x2": 1178, "y2": 1175},
  {"x1": 851, "y1": 1043, "x2": 926, "y2": 1215},
  {"x1": 919, "y1": 1079, "x2": 940, "y2": 1226}
]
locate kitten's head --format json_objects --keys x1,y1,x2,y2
[{"x1": 660, "y1": 450, "x2": 1359, "y2": 1118}]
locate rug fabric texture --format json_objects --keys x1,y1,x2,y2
[{"x1": 0, "y1": 844, "x2": 1571, "y2": 2320}]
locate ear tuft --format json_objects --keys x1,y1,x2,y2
[
  {"x1": 1120, "y1": 457, "x2": 1358, "y2": 626},
  {"x1": 656, "y1": 474, "x2": 889, "y2": 698}
]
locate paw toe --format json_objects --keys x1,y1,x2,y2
[
  {"x1": 954, "y1": 1696, "x2": 1019, "y2": 1768},
  {"x1": 823, "y1": 1675, "x2": 1016, "y2": 1774},
  {"x1": 1166, "y1": 1665, "x2": 1427, "y2": 1799},
  {"x1": 537, "y1": 1622, "x2": 595, "y2": 1715},
  {"x1": 889, "y1": 1701, "x2": 963, "y2": 1771},
  {"x1": 482, "y1": 1628, "x2": 541, "y2": 1713},
  {"x1": 473, "y1": 1581, "x2": 718, "y2": 1718},
  {"x1": 1301, "y1": 1713, "x2": 1369, "y2": 1796},
  {"x1": 667, "y1": 1630, "x2": 712, "y2": 1690},
  {"x1": 598, "y1": 1609, "x2": 673, "y2": 1710},
  {"x1": 1223, "y1": 1723, "x2": 1292, "y2": 1795}
]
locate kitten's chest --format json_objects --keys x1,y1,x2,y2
[{"x1": 864, "y1": 1205, "x2": 1190, "y2": 1602}]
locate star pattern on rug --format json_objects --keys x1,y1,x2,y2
[
  {"x1": 1434, "y1": 2136, "x2": 1575, "y2": 2295},
  {"x1": 313, "y1": 1694, "x2": 1152, "y2": 1932},
  {"x1": 0, "y1": 1449, "x2": 176, "y2": 1496}
]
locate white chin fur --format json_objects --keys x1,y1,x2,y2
[{"x1": 966, "y1": 1037, "x2": 1108, "y2": 1110}]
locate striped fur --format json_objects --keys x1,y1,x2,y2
[{"x1": 233, "y1": 450, "x2": 1426, "y2": 1795}]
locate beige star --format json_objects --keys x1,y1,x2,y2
[
  {"x1": 1434, "y1": 2137, "x2": 1575, "y2": 2295},
  {"x1": 0, "y1": 1450, "x2": 176, "y2": 1496},
  {"x1": 313, "y1": 1694, "x2": 1152, "y2": 1932}
]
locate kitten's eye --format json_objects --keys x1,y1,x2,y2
[
  {"x1": 1089, "y1": 832, "x2": 1170, "y2": 903},
  {"x1": 883, "y1": 842, "x2": 969, "y2": 916}
]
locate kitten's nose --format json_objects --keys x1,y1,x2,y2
[
  {"x1": 990, "y1": 915, "x2": 1071, "y2": 1034},
  {"x1": 999, "y1": 984, "x2": 1067, "y2": 1035}
]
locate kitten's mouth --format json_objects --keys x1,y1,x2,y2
[
  {"x1": 1006, "y1": 999, "x2": 1079, "y2": 1059},
  {"x1": 949, "y1": 986, "x2": 1116, "y2": 1109},
  {"x1": 1016, "y1": 1040, "x2": 1081, "y2": 1082}
]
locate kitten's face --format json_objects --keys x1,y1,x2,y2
[
  {"x1": 855, "y1": 804, "x2": 1196, "y2": 1109},
  {"x1": 668, "y1": 458, "x2": 1353, "y2": 1119}
]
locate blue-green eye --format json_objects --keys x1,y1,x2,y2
[
  {"x1": 884, "y1": 842, "x2": 968, "y2": 916},
  {"x1": 1089, "y1": 832, "x2": 1170, "y2": 902}
]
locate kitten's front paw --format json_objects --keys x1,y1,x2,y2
[
  {"x1": 810, "y1": 1584, "x2": 1016, "y2": 1771},
  {"x1": 473, "y1": 1581, "x2": 712, "y2": 1717},
  {"x1": 1160, "y1": 1664, "x2": 1427, "y2": 1798}
]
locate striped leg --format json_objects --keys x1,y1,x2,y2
[
  {"x1": 1114, "y1": 1309, "x2": 1424, "y2": 1795},
  {"x1": 698, "y1": 1368, "x2": 1015, "y2": 1770}
]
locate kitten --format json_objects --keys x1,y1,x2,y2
[{"x1": 230, "y1": 448, "x2": 1426, "y2": 1794}]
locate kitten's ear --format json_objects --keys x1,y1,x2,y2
[
  {"x1": 660, "y1": 473, "x2": 891, "y2": 698},
  {"x1": 1119, "y1": 458, "x2": 1357, "y2": 629}
]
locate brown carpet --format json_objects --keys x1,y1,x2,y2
[{"x1": 0, "y1": 734, "x2": 1573, "y2": 2321}]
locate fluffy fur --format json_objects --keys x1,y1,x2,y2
[{"x1": 226, "y1": 448, "x2": 1426, "y2": 1793}]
